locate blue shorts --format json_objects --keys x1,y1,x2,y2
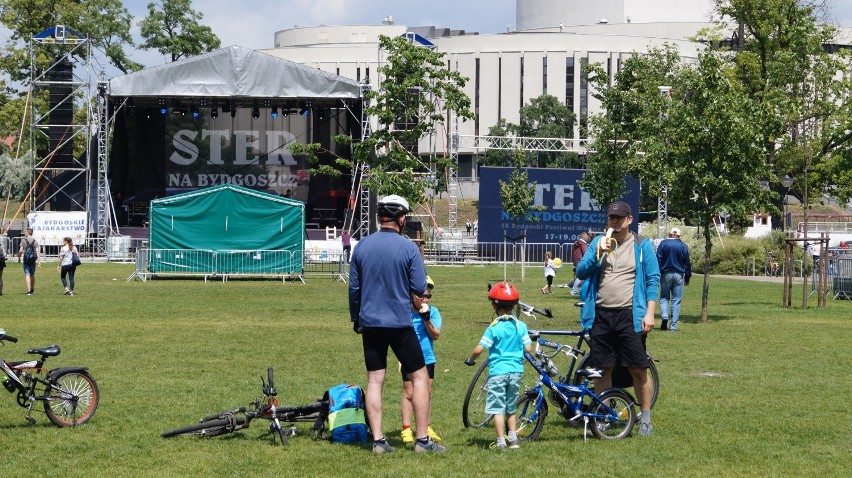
[
  {"x1": 22, "y1": 263, "x2": 36, "y2": 276},
  {"x1": 485, "y1": 372, "x2": 523, "y2": 415}
]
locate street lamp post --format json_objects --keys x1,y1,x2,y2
[{"x1": 781, "y1": 174, "x2": 794, "y2": 232}]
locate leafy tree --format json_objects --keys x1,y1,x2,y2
[
  {"x1": 138, "y1": 0, "x2": 221, "y2": 62},
  {"x1": 0, "y1": 0, "x2": 141, "y2": 80},
  {"x1": 322, "y1": 34, "x2": 474, "y2": 210},
  {"x1": 479, "y1": 118, "x2": 515, "y2": 167}
]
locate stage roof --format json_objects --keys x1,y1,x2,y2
[{"x1": 108, "y1": 45, "x2": 361, "y2": 100}]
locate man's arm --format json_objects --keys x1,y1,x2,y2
[{"x1": 575, "y1": 236, "x2": 601, "y2": 280}]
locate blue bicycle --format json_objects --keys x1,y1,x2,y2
[{"x1": 515, "y1": 333, "x2": 636, "y2": 440}]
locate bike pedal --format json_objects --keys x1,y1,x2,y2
[{"x1": 24, "y1": 416, "x2": 36, "y2": 425}]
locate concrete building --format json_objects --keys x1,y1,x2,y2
[{"x1": 262, "y1": 0, "x2": 851, "y2": 181}]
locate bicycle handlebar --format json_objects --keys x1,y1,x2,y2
[
  {"x1": 0, "y1": 330, "x2": 18, "y2": 343},
  {"x1": 528, "y1": 329, "x2": 587, "y2": 337},
  {"x1": 517, "y1": 301, "x2": 553, "y2": 318}
]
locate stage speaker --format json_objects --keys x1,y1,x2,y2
[{"x1": 48, "y1": 58, "x2": 74, "y2": 167}]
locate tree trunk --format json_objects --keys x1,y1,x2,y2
[{"x1": 700, "y1": 212, "x2": 714, "y2": 323}]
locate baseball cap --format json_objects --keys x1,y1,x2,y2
[
  {"x1": 670, "y1": 227, "x2": 682, "y2": 236},
  {"x1": 607, "y1": 201, "x2": 632, "y2": 217}
]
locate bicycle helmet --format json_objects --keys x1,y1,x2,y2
[
  {"x1": 426, "y1": 275, "x2": 435, "y2": 289},
  {"x1": 377, "y1": 194, "x2": 410, "y2": 221},
  {"x1": 488, "y1": 281, "x2": 519, "y2": 305}
]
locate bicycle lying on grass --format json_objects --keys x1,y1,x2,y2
[
  {"x1": 162, "y1": 368, "x2": 327, "y2": 445},
  {"x1": 0, "y1": 329, "x2": 99, "y2": 427},
  {"x1": 461, "y1": 302, "x2": 659, "y2": 429}
]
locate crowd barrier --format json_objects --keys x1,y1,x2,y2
[{"x1": 128, "y1": 248, "x2": 303, "y2": 282}]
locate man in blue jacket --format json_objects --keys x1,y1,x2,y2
[
  {"x1": 576, "y1": 201, "x2": 660, "y2": 436},
  {"x1": 656, "y1": 227, "x2": 691, "y2": 332}
]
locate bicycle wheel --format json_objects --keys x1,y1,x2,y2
[
  {"x1": 44, "y1": 371, "x2": 99, "y2": 427},
  {"x1": 571, "y1": 355, "x2": 659, "y2": 409},
  {"x1": 516, "y1": 391, "x2": 547, "y2": 441},
  {"x1": 462, "y1": 361, "x2": 494, "y2": 428},
  {"x1": 161, "y1": 416, "x2": 244, "y2": 438},
  {"x1": 589, "y1": 388, "x2": 634, "y2": 440}
]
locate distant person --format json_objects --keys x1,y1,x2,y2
[
  {"x1": 540, "y1": 250, "x2": 556, "y2": 294},
  {"x1": 18, "y1": 228, "x2": 40, "y2": 295},
  {"x1": 466, "y1": 220, "x2": 472, "y2": 236},
  {"x1": 57, "y1": 237, "x2": 79, "y2": 295},
  {"x1": 656, "y1": 227, "x2": 691, "y2": 332},
  {"x1": 283, "y1": 189, "x2": 292, "y2": 198},
  {"x1": 348, "y1": 195, "x2": 446, "y2": 454},
  {"x1": 400, "y1": 276, "x2": 442, "y2": 445},
  {"x1": 464, "y1": 282, "x2": 532, "y2": 450},
  {"x1": 341, "y1": 230, "x2": 352, "y2": 263},
  {"x1": 570, "y1": 231, "x2": 590, "y2": 296}
]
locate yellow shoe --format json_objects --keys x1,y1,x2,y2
[
  {"x1": 427, "y1": 425, "x2": 442, "y2": 441},
  {"x1": 400, "y1": 427, "x2": 415, "y2": 444}
]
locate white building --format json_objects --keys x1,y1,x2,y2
[{"x1": 262, "y1": 0, "x2": 851, "y2": 180}]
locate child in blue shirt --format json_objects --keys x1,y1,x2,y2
[{"x1": 465, "y1": 282, "x2": 532, "y2": 449}]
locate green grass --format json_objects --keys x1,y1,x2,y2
[{"x1": 0, "y1": 264, "x2": 850, "y2": 477}]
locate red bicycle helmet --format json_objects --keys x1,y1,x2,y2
[{"x1": 488, "y1": 282, "x2": 519, "y2": 304}]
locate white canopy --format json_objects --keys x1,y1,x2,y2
[{"x1": 108, "y1": 45, "x2": 361, "y2": 100}]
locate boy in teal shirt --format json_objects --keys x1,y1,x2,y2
[{"x1": 465, "y1": 282, "x2": 532, "y2": 449}]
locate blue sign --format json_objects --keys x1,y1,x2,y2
[{"x1": 477, "y1": 167, "x2": 640, "y2": 243}]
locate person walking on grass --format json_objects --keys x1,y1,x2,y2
[
  {"x1": 656, "y1": 227, "x2": 691, "y2": 331},
  {"x1": 349, "y1": 195, "x2": 446, "y2": 454},
  {"x1": 400, "y1": 276, "x2": 442, "y2": 446},
  {"x1": 540, "y1": 250, "x2": 557, "y2": 294},
  {"x1": 570, "y1": 231, "x2": 590, "y2": 295},
  {"x1": 464, "y1": 282, "x2": 532, "y2": 450},
  {"x1": 18, "y1": 228, "x2": 40, "y2": 295},
  {"x1": 576, "y1": 201, "x2": 659, "y2": 437},
  {"x1": 57, "y1": 237, "x2": 79, "y2": 295}
]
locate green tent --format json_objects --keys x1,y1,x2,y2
[{"x1": 148, "y1": 184, "x2": 304, "y2": 275}]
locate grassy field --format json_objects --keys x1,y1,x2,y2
[{"x1": 0, "y1": 263, "x2": 849, "y2": 477}]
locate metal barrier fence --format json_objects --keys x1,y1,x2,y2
[{"x1": 129, "y1": 248, "x2": 302, "y2": 282}]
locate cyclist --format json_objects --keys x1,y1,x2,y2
[
  {"x1": 464, "y1": 282, "x2": 532, "y2": 450},
  {"x1": 400, "y1": 276, "x2": 442, "y2": 445},
  {"x1": 349, "y1": 195, "x2": 446, "y2": 454}
]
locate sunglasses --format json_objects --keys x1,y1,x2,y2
[{"x1": 422, "y1": 294, "x2": 432, "y2": 299}]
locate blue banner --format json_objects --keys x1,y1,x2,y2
[{"x1": 477, "y1": 167, "x2": 640, "y2": 243}]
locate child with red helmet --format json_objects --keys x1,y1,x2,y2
[{"x1": 464, "y1": 282, "x2": 532, "y2": 449}]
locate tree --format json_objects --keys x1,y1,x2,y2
[
  {"x1": 0, "y1": 0, "x2": 141, "y2": 80},
  {"x1": 326, "y1": 34, "x2": 474, "y2": 210},
  {"x1": 479, "y1": 118, "x2": 515, "y2": 167},
  {"x1": 138, "y1": 0, "x2": 221, "y2": 63}
]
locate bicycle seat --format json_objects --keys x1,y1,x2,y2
[
  {"x1": 28, "y1": 345, "x2": 60, "y2": 357},
  {"x1": 575, "y1": 368, "x2": 603, "y2": 379}
]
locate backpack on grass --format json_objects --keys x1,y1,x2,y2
[
  {"x1": 313, "y1": 383, "x2": 369, "y2": 444},
  {"x1": 22, "y1": 240, "x2": 37, "y2": 266}
]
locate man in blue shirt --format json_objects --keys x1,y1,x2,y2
[
  {"x1": 656, "y1": 227, "x2": 692, "y2": 332},
  {"x1": 349, "y1": 195, "x2": 446, "y2": 454}
]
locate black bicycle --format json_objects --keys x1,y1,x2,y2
[
  {"x1": 162, "y1": 368, "x2": 326, "y2": 445},
  {"x1": 0, "y1": 329, "x2": 99, "y2": 427}
]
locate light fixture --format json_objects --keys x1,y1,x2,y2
[
  {"x1": 318, "y1": 109, "x2": 325, "y2": 120},
  {"x1": 299, "y1": 101, "x2": 309, "y2": 116},
  {"x1": 191, "y1": 105, "x2": 199, "y2": 118},
  {"x1": 271, "y1": 106, "x2": 278, "y2": 118},
  {"x1": 252, "y1": 101, "x2": 260, "y2": 119},
  {"x1": 781, "y1": 175, "x2": 794, "y2": 189},
  {"x1": 231, "y1": 108, "x2": 236, "y2": 118},
  {"x1": 211, "y1": 107, "x2": 218, "y2": 118},
  {"x1": 160, "y1": 106, "x2": 167, "y2": 115}
]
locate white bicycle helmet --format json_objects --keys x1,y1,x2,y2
[{"x1": 377, "y1": 195, "x2": 410, "y2": 221}]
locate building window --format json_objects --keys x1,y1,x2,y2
[
  {"x1": 365, "y1": 67, "x2": 370, "y2": 83},
  {"x1": 498, "y1": 57, "x2": 502, "y2": 121},
  {"x1": 356, "y1": 67, "x2": 361, "y2": 82},
  {"x1": 579, "y1": 57, "x2": 588, "y2": 131},
  {"x1": 520, "y1": 57, "x2": 525, "y2": 109},
  {"x1": 475, "y1": 58, "x2": 480, "y2": 137},
  {"x1": 565, "y1": 57, "x2": 574, "y2": 113},
  {"x1": 543, "y1": 56, "x2": 548, "y2": 96}
]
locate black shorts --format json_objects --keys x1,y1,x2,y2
[
  {"x1": 401, "y1": 363, "x2": 435, "y2": 382},
  {"x1": 588, "y1": 307, "x2": 649, "y2": 369},
  {"x1": 362, "y1": 327, "x2": 426, "y2": 373}
]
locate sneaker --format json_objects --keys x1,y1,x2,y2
[
  {"x1": 414, "y1": 438, "x2": 447, "y2": 453},
  {"x1": 64, "y1": 288, "x2": 70, "y2": 295},
  {"x1": 507, "y1": 438, "x2": 520, "y2": 449},
  {"x1": 69, "y1": 291, "x2": 74, "y2": 296},
  {"x1": 372, "y1": 440, "x2": 396, "y2": 454},
  {"x1": 638, "y1": 421, "x2": 653, "y2": 437},
  {"x1": 426, "y1": 425, "x2": 442, "y2": 441},
  {"x1": 400, "y1": 427, "x2": 414, "y2": 444},
  {"x1": 489, "y1": 441, "x2": 507, "y2": 450},
  {"x1": 660, "y1": 319, "x2": 668, "y2": 331},
  {"x1": 26, "y1": 291, "x2": 32, "y2": 296}
]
